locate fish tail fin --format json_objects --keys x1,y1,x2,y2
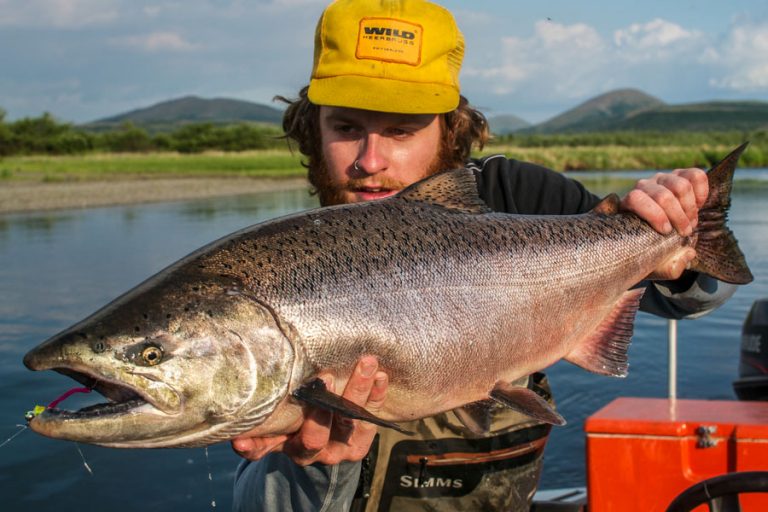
[{"x1": 689, "y1": 142, "x2": 754, "y2": 285}]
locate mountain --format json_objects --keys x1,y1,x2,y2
[
  {"x1": 83, "y1": 96, "x2": 284, "y2": 132},
  {"x1": 80, "y1": 90, "x2": 768, "y2": 135},
  {"x1": 614, "y1": 101, "x2": 768, "y2": 132},
  {"x1": 532, "y1": 89, "x2": 666, "y2": 133},
  {"x1": 525, "y1": 89, "x2": 768, "y2": 133},
  {"x1": 487, "y1": 114, "x2": 531, "y2": 135}
]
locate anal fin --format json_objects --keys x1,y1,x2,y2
[
  {"x1": 565, "y1": 288, "x2": 645, "y2": 377},
  {"x1": 292, "y1": 378, "x2": 414, "y2": 435},
  {"x1": 489, "y1": 381, "x2": 565, "y2": 426}
]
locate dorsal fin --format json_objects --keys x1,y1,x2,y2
[
  {"x1": 591, "y1": 193, "x2": 621, "y2": 215},
  {"x1": 397, "y1": 168, "x2": 492, "y2": 214}
]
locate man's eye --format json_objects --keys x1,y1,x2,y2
[
  {"x1": 334, "y1": 124, "x2": 357, "y2": 134},
  {"x1": 388, "y1": 127, "x2": 413, "y2": 138}
]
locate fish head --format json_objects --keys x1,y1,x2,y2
[{"x1": 23, "y1": 276, "x2": 295, "y2": 448}]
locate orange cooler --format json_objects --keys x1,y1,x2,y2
[{"x1": 585, "y1": 397, "x2": 768, "y2": 511}]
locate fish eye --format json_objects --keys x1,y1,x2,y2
[{"x1": 141, "y1": 346, "x2": 163, "y2": 366}]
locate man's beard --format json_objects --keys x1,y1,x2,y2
[{"x1": 308, "y1": 141, "x2": 461, "y2": 207}]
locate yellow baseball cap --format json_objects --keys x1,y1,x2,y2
[{"x1": 308, "y1": 0, "x2": 464, "y2": 114}]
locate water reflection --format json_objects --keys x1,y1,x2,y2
[
  {"x1": 177, "y1": 188, "x2": 315, "y2": 221},
  {"x1": 0, "y1": 213, "x2": 78, "y2": 247},
  {"x1": 0, "y1": 177, "x2": 765, "y2": 508}
]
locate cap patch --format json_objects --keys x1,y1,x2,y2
[{"x1": 356, "y1": 17, "x2": 422, "y2": 66}]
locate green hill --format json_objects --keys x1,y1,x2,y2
[
  {"x1": 77, "y1": 90, "x2": 768, "y2": 136},
  {"x1": 83, "y1": 96, "x2": 284, "y2": 132},
  {"x1": 531, "y1": 89, "x2": 666, "y2": 133},
  {"x1": 487, "y1": 114, "x2": 531, "y2": 135},
  {"x1": 615, "y1": 101, "x2": 768, "y2": 132},
  {"x1": 526, "y1": 89, "x2": 768, "y2": 133}
]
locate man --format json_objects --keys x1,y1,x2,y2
[{"x1": 232, "y1": 0, "x2": 736, "y2": 510}]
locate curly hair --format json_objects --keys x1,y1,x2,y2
[{"x1": 275, "y1": 86, "x2": 490, "y2": 188}]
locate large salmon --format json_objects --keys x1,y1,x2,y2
[{"x1": 23, "y1": 145, "x2": 753, "y2": 448}]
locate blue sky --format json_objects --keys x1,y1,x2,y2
[{"x1": 1, "y1": 0, "x2": 767, "y2": 124}]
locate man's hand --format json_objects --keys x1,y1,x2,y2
[
  {"x1": 231, "y1": 355, "x2": 388, "y2": 466},
  {"x1": 620, "y1": 167, "x2": 709, "y2": 281}
]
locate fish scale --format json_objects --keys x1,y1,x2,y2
[{"x1": 22, "y1": 145, "x2": 752, "y2": 448}]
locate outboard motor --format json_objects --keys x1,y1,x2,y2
[{"x1": 733, "y1": 298, "x2": 768, "y2": 401}]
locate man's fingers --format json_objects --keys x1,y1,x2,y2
[
  {"x1": 231, "y1": 435, "x2": 287, "y2": 461},
  {"x1": 622, "y1": 187, "x2": 672, "y2": 234},
  {"x1": 366, "y1": 372, "x2": 388, "y2": 411},
  {"x1": 283, "y1": 375, "x2": 336, "y2": 465},
  {"x1": 622, "y1": 168, "x2": 708, "y2": 237},
  {"x1": 657, "y1": 174, "x2": 697, "y2": 230},
  {"x1": 674, "y1": 167, "x2": 709, "y2": 208},
  {"x1": 341, "y1": 355, "x2": 379, "y2": 404},
  {"x1": 332, "y1": 372, "x2": 389, "y2": 461},
  {"x1": 231, "y1": 360, "x2": 391, "y2": 467},
  {"x1": 328, "y1": 359, "x2": 383, "y2": 443}
]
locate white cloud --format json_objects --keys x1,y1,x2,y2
[
  {"x1": 110, "y1": 31, "x2": 199, "y2": 52},
  {"x1": 704, "y1": 21, "x2": 768, "y2": 92},
  {"x1": 463, "y1": 17, "x2": 721, "y2": 110},
  {"x1": 615, "y1": 19, "x2": 698, "y2": 48},
  {"x1": 464, "y1": 20, "x2": 607, "y2": 97},
  {"x1": 0, "y1": 0, "x2": 119, "y2": 28},
  {"x1": 613, "y1": 19, "x2": 703, "y2": 62},
  {"x1": 536, "y1": 20, "x2": 603, "y2": 49}
]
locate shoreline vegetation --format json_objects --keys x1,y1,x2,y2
[
  {"x1": 0, "y1": 177, "x2": 310, "y2": 214},
  {"x1": 2, "y1": 143, "x2": 766, "y2": 214},
  {"x1": 3, "y1": 141, "x2": 766, "y2": 182},
  {"x1": 2, "y1": 142, "x2": 765, "y2": 214},
  {"x1": 1, "y1": 117, "x2": 766, "y2": 213}
]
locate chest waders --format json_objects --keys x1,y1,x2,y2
[{"x1": 351, "y1": 373, "x2": 554, "y2": 512}]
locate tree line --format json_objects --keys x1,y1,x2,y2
[
  {"x1": 494, "y1": 130, "x2": 768, "y2": 149},
  {"x1": 491, "y1": 131, "x2": 768, "y2": 168},
  {"x1": 0, "y1": 109, "x2": 286, "y2": 156},
  {"x1": 2, "y1": 108, "x2": 766, "y2": 164}
]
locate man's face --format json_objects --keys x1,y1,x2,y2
[{"x1": 314, "y1": 106, "x2": 444, "y2": 206}]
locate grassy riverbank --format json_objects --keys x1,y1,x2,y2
[
  {"x1": 479, "y1": 143, "x2": 766, "y2": 171},
  {"x1": 0, "y1": 150, "x2": 306, "y2": 182},
  {"x1": 0, "y1": 143, "x2": 765, "y2": 184}
]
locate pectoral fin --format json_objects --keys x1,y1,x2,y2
[
  {"x1": 292, "y1": 378, "x2": 414, "y2": 435},
  {"x1": 489, "y1": 381, "x2": 566, "y2": 426}
]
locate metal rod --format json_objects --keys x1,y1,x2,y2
[{"x1": 668, "y1": 319, "x2": 677, "y2": 402}]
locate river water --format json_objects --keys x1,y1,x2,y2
[{"x1": 0, "y1": 171, "x2": 766, "y2": 511}]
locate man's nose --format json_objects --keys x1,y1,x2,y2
[{"x1": 355, "y1": 134, "x2": 388, "y2": 174}]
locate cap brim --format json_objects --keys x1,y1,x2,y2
[{"x1": 309, "y1": 75, "x2": 459, "y2": 114}]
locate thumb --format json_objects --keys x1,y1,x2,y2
[
  {"x1": 365, "y1": 372, "x2": 388, "y2": 412},
  {"x1": 648, "y1": 249, "x2": 696, "y2": 281}
]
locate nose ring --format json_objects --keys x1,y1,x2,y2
[{"x1": 353, "y1": 160, "x2": 361, "y2": 171}]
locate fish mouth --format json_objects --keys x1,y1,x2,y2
[{"x1": 36, "y1": 367, "x2": 180, "y2": 421}]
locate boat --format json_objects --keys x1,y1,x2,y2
[{"x1": 533, "y1": 299, "x2": 768, "y2": 512}]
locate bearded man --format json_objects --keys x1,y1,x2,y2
[{"x1": 231, "y1": 1, "x2": 735, "y2": 510}]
